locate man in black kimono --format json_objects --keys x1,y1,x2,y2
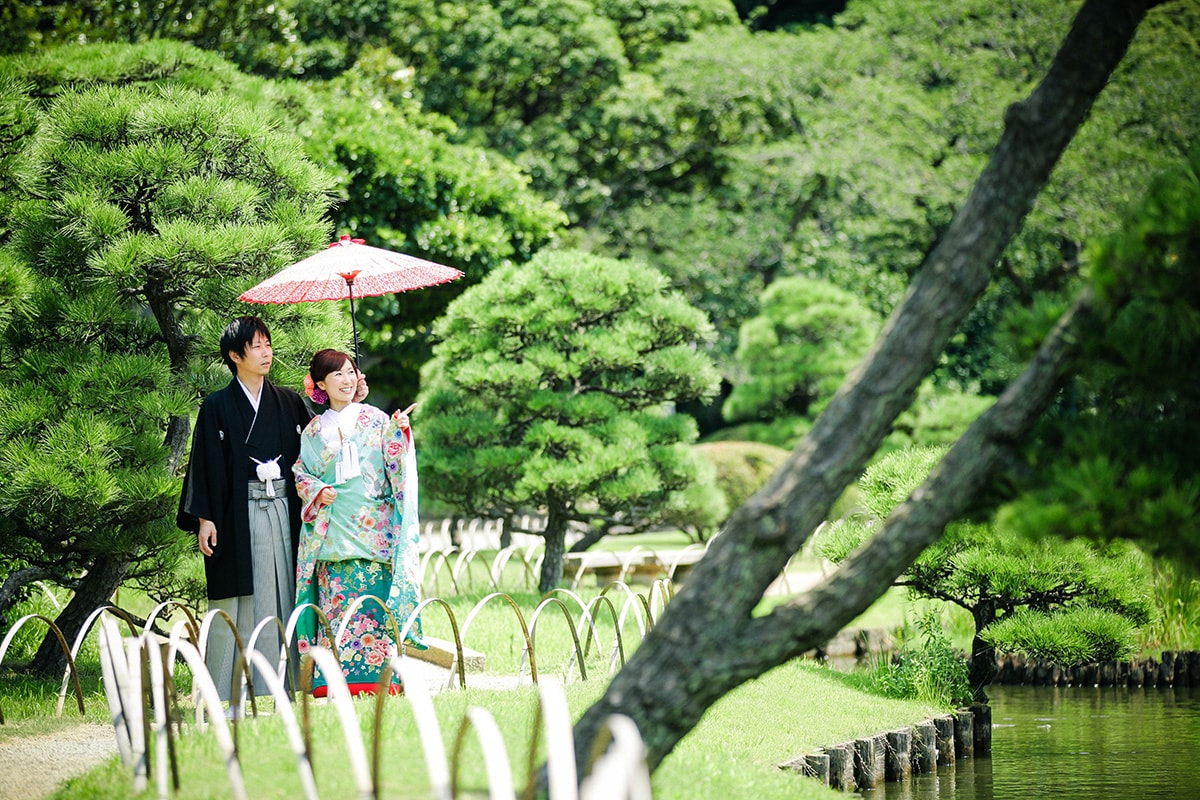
[{"x1": 177, "y1": 316, "x2": 312, "y2": 703}]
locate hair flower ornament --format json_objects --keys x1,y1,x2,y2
[{"x1": 304, "y1": 373, "x2": 328, "y2": 405}]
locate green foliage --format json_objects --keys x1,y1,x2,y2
[
  {"x1": 418, "y1": 249, "x2": 720, "y2": 533},
  {"x1": 693, "y1": 441, "x2": 789, "y2": 520},
  {"x1": 568, "y1": 7, "x2": 998, "y2": 365},
  {"x1": 884, "y1": 381, "x2": 994, "y2": 451},
  {"x1": 1141, "y1": 559, "x2": 1200, "y2": 652},
  {"x1": 306, "y1": 76, "x2": 567, "y2": 402},
  {"x1": 0, "y1": 40, "x2": 568, "y2": 406},
  {"x1": 6, "y1": 0, "x2": 1200, "y2": 406},
  {"x1": 287, "y1": 0, "x2": 400, "y2": 75},
  {"x1": 723, "y1": 276, "x2": 880, "y2": 423},
  {"x1": 391, "y1": 0, "x2": 628, "y2": 148},
  {"x1": 0, "y1": 0, "x2": 300, "y2": 71},
  {"x1": 0, "y1": 75, "x2": 341, "y2": 617},
  {"x1": 869, "y1": 610, "x2": 972, "y2": 707},
  {"x1": 7, "y1": 0, "x2": 1197, "y2": 415},
  {"x1": 818, "y1": 446, "x2": 1156, "y2": 679},
  {"x1": 592, "y1": 0, "x2": 738, "y2": 67},
  {"x1": 982, "y1": 607, "x2": 1141, "y2": 667},
  {"x1": 653, "y1": 451, "x2": 729, "y2": 541},
  {"x1": 996, "y1": 149, "x2": 1200, "y2": 569},
  {"x1": 572, "y1": 0, "x2": 1199, "y2": 394},
  {"x1": 701, "y1": 415, "x2": 812, "y2": 449}
]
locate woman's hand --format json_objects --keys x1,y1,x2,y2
[
  {"x1": 315, "y1": 487, "x2": 337, "y2": 508},
  {"x1": 394, "y1": 402, "x2": 417, "y2": 431}
]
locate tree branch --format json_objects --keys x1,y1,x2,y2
[
  {"x1": 568, "y1": 0, "x2": 1159, "y2": 775},
  {"x1": 744, "y1": 286, "x2": 1101, "y2": 649},
  {"x1": 0, "y1": 566, "x2": 56, "y2": 617}
]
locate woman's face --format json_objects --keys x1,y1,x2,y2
[{"x1": 317, "y1": 359, "x2": 358, "y2": 406}]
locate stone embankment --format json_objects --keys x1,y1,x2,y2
[
  {"x1": 783, "y1": 650, "x2": 1200, "y2": 792},
  {"x1": 991, "y1": 649, "x2": 1200, "y2": 688},
  {"x1": 781, "y1": 703, "x2": 991, "y2": 792}
]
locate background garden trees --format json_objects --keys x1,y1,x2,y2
[
  {"x1": 0, "y1": 76, "x2": 347, "y2": 675},
  {"x1": 995, "y1": 147, "x2": 1200, "y2": 571},
  {"x1": 722, "y1": 275, "x2": 880, "y2": 428},
  {"x1": 565, "y1": 0, "x2": 1176, "y2": 774},
  {"x1": 5, "y1": 1, "x2": 1197, "y2": 423},
  {"x1": 0, "y1": 0, "x2": 299, "y2": 71},
  {"x1": 416, "y1": 249, "x2": 721, "y2": 591},
  {"x1": 0, "y1": 40, "x2": 567, "y2": 408},
  {"x1": 308, "y1": 68, "x2": 566, "y2": 405},
  {"x1": 818, "y1": 445, "x2": 1155, "y2": 700}
]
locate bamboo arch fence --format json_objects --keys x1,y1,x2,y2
[
  {"x1": 0, "y1": 574, "x2": 678, "y2": 798},
  {"x1": 0, "y1": 532, "x2": 817, "y2": 797}
]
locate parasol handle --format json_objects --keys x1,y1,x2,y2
[{"x1": 341, "y1": 272, "x2": 361, "y2": 363}]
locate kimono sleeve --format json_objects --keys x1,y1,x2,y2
[
  {"x1": 293, "y1": 421, "x2": 334, "y2": 523},
  {"x1": 176, "y1": 397, "x2": 222, "y2": 532},
  {"x1": 382, "y1": 411, "x2": 418, "y2": 540}
]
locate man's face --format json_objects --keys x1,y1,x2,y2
[{"x1": 229, "y1": 332, "x2": 272, "y2": 379}]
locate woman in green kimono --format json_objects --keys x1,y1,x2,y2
[{"x1": 293, "y1": 348, "x2": 425, "y2": 696}]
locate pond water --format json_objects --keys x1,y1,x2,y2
[{"x1": 872, "y1": 684, "x2": 1200, "y2": 799}]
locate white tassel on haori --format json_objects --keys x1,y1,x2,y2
[{"x1": 252, "y1": 455, "x2": 282, "y2": 497}]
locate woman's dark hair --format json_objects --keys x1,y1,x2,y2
[
  {"x1": 220, "y1": 316, "x2": 271, "y2": 374},
  {"x1": 309, "y1": 349, "x2": 358, "y2": 383}
]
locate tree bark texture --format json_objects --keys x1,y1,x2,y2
[
  {"x1": 144, "y1": 278, "x2": 195, "y2": 473},
  {"x1": 539, "y1": 508, "x2": 569, "y2": 594},
  {"x1": 569, "y1": 0, "x2": 1159, "y2": 775},
  {"x1": 969, "y1": 600, "x2": 1000, "y2": 702},
  {"x1": 0, "y1": 566, "x2": 54, "y2": 623},
  {"x1": 28, "y1": 555, "x2": 129, "y2": 676}
]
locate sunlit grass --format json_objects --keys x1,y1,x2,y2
[
  {"x1": 656, "y1": 660, "x2": 941, "y2": 800},
  {"x1": 417, "y1": 588, "x2": 652, "y2": 679},
  {"x1": 0, "y1": 667, "x2": 110, "y2": 741},
  {"x1": 49, "y1": 657, "x2": 944, "y2": 800},
  {"x1": 6, "y1": 531, "x2": 953, "y2": 799}
]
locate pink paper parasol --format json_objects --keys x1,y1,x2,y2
[{"x1": 240, "y1": 235, "x2": 463, "y2": 359}]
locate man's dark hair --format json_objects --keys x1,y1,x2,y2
[{"x1": 220, "y1": 316, "x2": 271, "y2": 374}]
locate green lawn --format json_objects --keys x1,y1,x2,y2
[
  {"x1": 44, "y1": 658, "x2": 939, "y2": 800},
  {"x1": 3, "y1": 538, "x2": 951, "y2": 799}
]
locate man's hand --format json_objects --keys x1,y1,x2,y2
[
  {"x1": 353, "y1": 372, "x2": 369, "y2": 402},
  {"x1": 198, "y1": 518, "x2": 218, "y2": 557}
]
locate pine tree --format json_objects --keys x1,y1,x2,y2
[
  {"x1": 818, "y1": 445, "x2": 1155, "y2": 700},
  {"x1": 0, "y1": 81, "x2": 343, "y2": 674},
  {"x1": 417, "y1": 249, "x2": 721, "y2": 591}
]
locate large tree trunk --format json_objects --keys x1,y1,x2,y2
[
  {"x1": 27, "y1": 556, "x2": 129, "y2": 676},
  {"x1": 144, "y1": 276, "x2": 195, "y2": 474},
  {"x1": 568, "y1": 0, "x2": 1159, "y2": 776},
  {"x1": 539, "y1": 508, "x2": 569, "y2": 593}
]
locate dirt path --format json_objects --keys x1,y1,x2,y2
[{"x1": 0, "y1": 724, "x2": 117, "y2": 800}]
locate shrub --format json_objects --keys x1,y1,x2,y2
[
  {"x1": 869, "y1": 610, "x2": 972, "y2": 707},
  {"x1": 694, "y1": 441, "x2": 789, "y2": 517}
]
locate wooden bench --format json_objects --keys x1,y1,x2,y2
[{"x1": 561, "y1": 547, "x2": 707, "y2": 589}]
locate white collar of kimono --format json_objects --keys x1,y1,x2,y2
[
  {"x1": 319, "y1": 403, "x2": 361, "y2": 446},
  {"x1": 236, "y1": 377, "x2": 263, "y2": 412}
]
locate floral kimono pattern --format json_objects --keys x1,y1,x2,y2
[{"x1": 293, "y1": 403, "x2": 425, "y2": 694}]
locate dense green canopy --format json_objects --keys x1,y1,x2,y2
[
  {"x1": 418, "y1": 249, "x2": 721, "y2": 589},
  {"x1": 0, "y1": 2, "x2": 1197, "y2": 776}
]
